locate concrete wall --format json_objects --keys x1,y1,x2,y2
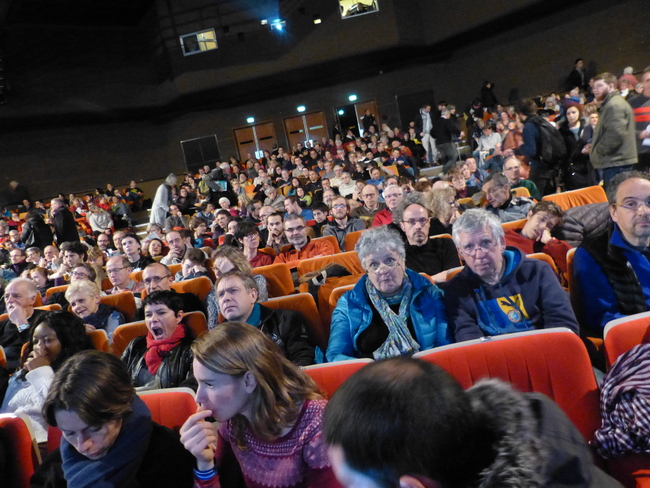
[{"x1": 0, "y1": 0, "x2": 647, "y2": 199}]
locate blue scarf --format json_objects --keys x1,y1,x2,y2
[
  {"x1": 61, "y1": 396, "x2": 152, "y2": 488},
  {"x1": 365, "y1": 273, "x2": 420, "y2": 360}
]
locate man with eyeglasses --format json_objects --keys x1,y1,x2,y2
[
  {"x1": 351, "y1": 184, "x2": 385, "y2": 224},
  {"x1": 49, "y1": 241, "x2": 88, "y2": 282},
  {"x1": 134, "y1": 263, "x2": 205, "y2": 319},
  {"x1": 5, "y1": 248, "x2": 32, "y2": 279},
  {"x1": 482, "y1": 172, "x2": 534, "y2": 223},
  {"x1": 445, "y1": 209, "x2": 578, "y2": 342},
  {"x1": 372, "y1": 185, "x2": 403, "y2": 227},
  {"x1": 393, "y1": 193, "x2": 460, "y2": 282},
  {"x1": 161, "y1": 231, "x2": 189, "y2": 266},
  {"x1": 274, "y1": 214, "x2": 336, "y2": 268},
  {"x1": 106, "y1": 255, "x2": 144, "y2": 298},
  {"x1": 322, "y1": 196, "x2": 366, "y2": 250},
  {"x1": 575, "y1": 171, "x2": 650, "y2": 334},
  {"x1": 96, "y1": 233, "x2": 113, "y2": 254},
  {"x1": 503, "y1": 157, "x2": 541, "y2": 201}
]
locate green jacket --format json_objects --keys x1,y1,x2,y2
[{"x1": 591, "y1": 90, "x2": 637, "y2": 169}]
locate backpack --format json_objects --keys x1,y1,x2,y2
[{"x1": 528, "y1": 115, "x2": 567, "y2": 168}]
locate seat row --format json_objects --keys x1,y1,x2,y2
[{"x1": 5, "y1": 323, "x2": 648, "y2": 488}]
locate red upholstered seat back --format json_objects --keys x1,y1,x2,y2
[
  {"x1": 413, "y1": 328, "x2": 600, "y2": 442},
  {"x1": 304, "y1": 359, "x2": 373, "y2": 399}
]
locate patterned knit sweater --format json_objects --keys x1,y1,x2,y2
[{"x1": 195, "y1": 399, "x2": 339, "y2": 488}]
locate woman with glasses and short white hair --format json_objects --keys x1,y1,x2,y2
[{"x1": 326, "y1": 226, "x2": 450, "y2": 362}]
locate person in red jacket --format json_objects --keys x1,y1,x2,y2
[
  {"x1": 372, "y1": 184, "x2": 403, "y2": 227},
  {"x1": 503, "y1": 200, "x2": 572, "y2": 276}
]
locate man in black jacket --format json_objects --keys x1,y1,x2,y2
[
  {"x1": 50, "y1": 198, "x2": 80, "y2": 243},
  {"x1": 216, "y1": 270, "x2": 314, "y2": 366},
  {"x1": 392, "y1": 193, "x2": 460, "y2": 282},
  {"x1": 433, "y1": 107, "x2": 462, "y2": 172}
]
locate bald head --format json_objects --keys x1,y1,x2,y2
[{"x1": 5, "y1": 278, "x2": 38, "y2": 315}]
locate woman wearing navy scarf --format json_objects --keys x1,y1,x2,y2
[{"x1": 31, "y1": 350, "x2": 194, "y2": 487}]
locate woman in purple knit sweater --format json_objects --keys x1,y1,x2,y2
[{"x1": 180, "y1": 322, "x2": 340, "y2": 488}]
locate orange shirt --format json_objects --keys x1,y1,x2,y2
[{"x1": 273, "y1": 238, "x2": 336, "y2": 269}]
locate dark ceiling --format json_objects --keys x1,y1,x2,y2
[{"x1": 2, "y1": 0, "x2": 155, "y2": 26}]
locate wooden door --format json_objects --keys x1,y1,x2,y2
[
  {"x1": 233, "y1": 122, "x2": 277, "y2": 160},
  {"x1": 304, "y1": 112, "x2": 328, "y2": 144},
  {"x1": 284, "y1": 115, "x2": 307, "y2": 149},
  {"x1": 283, "y1": 111, "x2": 328, "y2": 149},
  {"x1": 354, "y1": 100, "x2": 379, "y2": 136}
]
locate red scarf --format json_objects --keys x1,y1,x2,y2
[{"x1": 144, "y1": 325, "x2": 186, "y2": 375}]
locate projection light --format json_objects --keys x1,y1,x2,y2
[{"x1": 270, "y1": 19, "x2": 286, "y2": 31}]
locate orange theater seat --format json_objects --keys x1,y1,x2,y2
[
  {"x1": 603, "y1": 311, "x2": 650, "y2": 369},
  {"x1": 138, "y1": 388, "x2": 197, "y2": 433},
  {"x1": 413, "y1": 328, "x2": 600, "y2": 443},
  {"x1": 445, "y1": 266, "x2": 464, "y2": 281},
  {"x1": 312, "y1": 235, "x2": 341, "y2": 254},
  {"x1": 182, "y1": 311, "x2": 209, "y2": 338},
  {"x1": 542, "y1": 185, "x2": 607, "y2": 211},
  {"x1": 297, "y1": 251, "x2": 364, "y2": 278},
  {"x1": 344, "y1": 229, "x2": 366, "y2": 252},
  {"x1": 100, "y1": 291, "x2": 137, "y2": 323},
  {"x1": 129, "y1": 270, "x2": 144, "y2": 282},
  {"x1": 304, "y1": 359, "x2": 372, "y2": 399},
  {"x1": 0, "y1": 346, "x2": 6, "y2": 369},
  {"x1": 111, "y1": 321, "x2": 147, "y2": 357},
  {"x1": 511, "y1": 186, "x2": 531, "y2": 198},
  {"x1": 45, "y1": 284, "x2": 69, "y2": 300},
  {"x1": 501, "y1": 218, "x2": 527, "y2": 232},
  {"x1": 262, "y1": 293, "x2": 327, "y2": 352},
  {"x1": 0, "y1": 414, "x2": 40, "y2": 488},
  {"x1": 101, "y1": 277, "x2": 113, "y2": 292},
  {"x1": 527, "y1": 252, "x2": 558, "y2": 274},
  {"x1": 328, "y1": 284, "x2": 355, "y2": 313},
  {"x1": 253, "y1": 262, "x2": 295, "y2": 298},
  {"x1": 171, "y1": 276, "x2": 213, "y2": 304},
  {"x1": 87, "y1": 329, "x2": 110, "y2": 353}
]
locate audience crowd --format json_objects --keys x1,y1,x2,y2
[{"x1": 0, "y1": 63, "x2": 649, "y2": 488}]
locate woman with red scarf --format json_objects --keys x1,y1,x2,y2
[{"x1": 121, "y1": 290, "x2": 196, "y2": 391}]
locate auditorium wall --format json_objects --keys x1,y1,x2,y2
[{"x1": 0, "y1": 0, "x2": 646, "y2": 199}]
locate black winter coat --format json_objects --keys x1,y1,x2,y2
[{"x1": 121, "y1": 327, "x2": 196, "y2": 390}]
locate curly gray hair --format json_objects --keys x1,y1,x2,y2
[
  {"x1": 355, "y1": 226, "x2": 406, "y2": 270},
  {"x1": 392, "y1": 191, "x2": 430, "y2": 224}
]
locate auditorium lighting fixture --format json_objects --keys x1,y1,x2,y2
[
  {"x1": 349, "y1": 94, "x2": 358, "y2": 102},
  {"x1": 313, "y1": 17, "x2": 321, "y2": 24},
  {"x1": 270, "y1": 19, "x2": 286, "y2": 31},
  {"x1": 338, "y1": 109, "x2": 345, "y2": 115},
  {"x1": 297, "y1": 105, "x2": 306, "y2": 113},
  {"x1": 247, "y1": 117, "x2": 255, "y2": 124}
]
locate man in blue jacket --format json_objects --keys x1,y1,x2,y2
[
  {"x1": 445, "y1": 209, "x2": 578, "y2": 342},
  {"x1": 574, "y1": 171, "x2": 650, "y2": 335}
]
